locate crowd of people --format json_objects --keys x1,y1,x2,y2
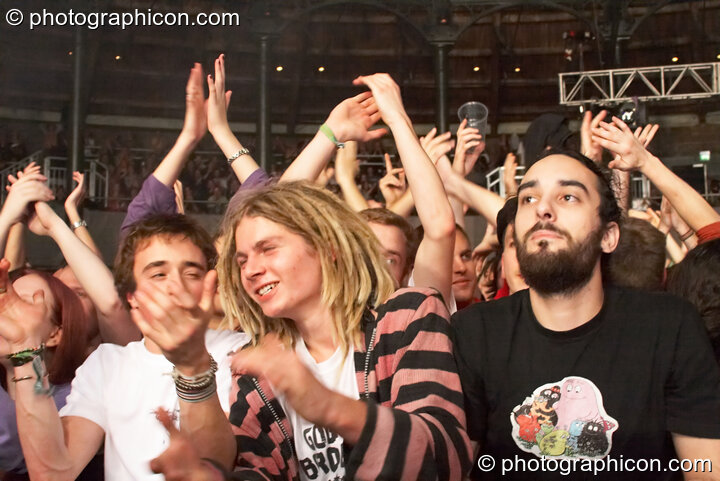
[{"x1": 0, "y1": 53, "x2": 719, "y2": 481}]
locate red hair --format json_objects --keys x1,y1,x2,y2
[{"x1": 4, "y1": 270, "x2": 91, "y2": 385}]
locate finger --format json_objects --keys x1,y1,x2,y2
[
  {"x1": 133, "y1": 290, "x2": 175, "y2": 335},
  {"x1": 384, "y1": 153, "x2": 392, "y2": 174},
  {"x1": 31, "y1": 289, "x2": 45, "y2": 306},
  {"x1": 364, "y1": 127, "x2": 387, "y2": 141},
  {"x1": 610, "y1": 116, "x2": 633, "y2": 134},
  {"x1": 7, "y1": 174, "x2": 17, "y2": 184},
  {"x1": 225, "y1": 90, "x2": 232, "y2": 110},
  {"x1": 458, "y1": 118, "x2": 467, "y2": 131},
  {"x1": 216, "y1": 54, "x2": 225, "y2": 92},
  {"x1": 590, "y1": 110, "x2": 607, "y2": 129},
  {"x1": 198, "y1": 270, "x2": 218, "y2": 314},
  {"x1": 389, "y1": 167, "x2": 404, "y2": 176},
  {"x1": 643, "y1": 124, "x2": 659, "y2": 147},
  {"x1": 0, "y1": 258, "x2": 11, "y2": 291},
  {"x1": 129, "y1": 305, "x2": 164, "y2": 341},
  {"x1": 424, "y1": 127, "x2": 437, "y2": 142}
]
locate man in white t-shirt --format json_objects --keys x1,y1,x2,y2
[{"x1": 4, "y1": 214, "x2": 248, "y2": 481}]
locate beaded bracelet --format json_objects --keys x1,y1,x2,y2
[{"x1": 172, "y1": 355, "x2": 218, "y2": 403}]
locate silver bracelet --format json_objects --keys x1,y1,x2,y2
[
  {"x1": 70, "y1": 219, "x2": 87, "y2": 230},
  {"x1": 227, "y1": 148, "x2": 250, "y2": 164}
]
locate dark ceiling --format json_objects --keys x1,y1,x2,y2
[{"x1": 1, "y1": 0, "x2": 719, "y2": 134}]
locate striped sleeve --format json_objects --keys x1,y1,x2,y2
[
  {"x1": 228, "y1": 376, "x2": 297, "y2": 480},
  {"x1": 346, "y1": 289, "x2": 472, "y2": 481}
]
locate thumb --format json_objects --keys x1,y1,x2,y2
[
  {"x1": 32, "y1": 289, "x2": 45, "y2": 305},
  {"x1": 198, "y1": 270, "x2": 218, "y2": 313},
  {"x1": 225, "y1": 90, "x2": 232, "y2": 109}
]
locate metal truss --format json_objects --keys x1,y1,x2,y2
[{"x1": 559, "y1": 62, "x2": 720, "y2": 106}]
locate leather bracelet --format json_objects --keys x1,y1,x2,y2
[
  {"x1": 12, "y1": 375, "x2": 33, "y2": 383},
  {"x1": 679, "y1": 229, "x2": 694, "y2": 241},
  {"x1": 227, "y1": 148, "x2": 250, "y2": 164},
  {"x1": 70, "y1": 219, "x2": 87, "y2": 230}
]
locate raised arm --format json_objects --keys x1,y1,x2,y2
[
  {"x1": 0, "y1": 173, "x2": 53, "y2": 259},
  {"x1": 334, "y1": 141, "x2": 369, "y2": 211},
  {"x1": 153, "y1": 63, "x2": 207, "y2": 188},
  {"x1": 280, "y1": 92, "x2": 386, "y2": 183},
  {"x1": 438, "y1": 160, "x2": 505, "y2": 228},
  {"x1": 206, "y1": 54, "x2": 261, "y2": 184},
  {"x1": 29, "y1": 201, "x2": 140, "y2": 345},
  {"x1": 354, "y1": 74, "x2": 456, "y2": 306},
  {"x1": 129, "y1": 270, "x2": 236, "y2": 470},
  {"x1": 64, "y1": 171, "x2": 102, "y2": 258},
  {"x1": 592, "y1": 117, "x2": 718, "y2": 232},
  {"x1": 0, "y1": 259, "x2": 104, "y2": 481}
]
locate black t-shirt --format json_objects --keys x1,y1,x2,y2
[{"x1": 452, "y1": 287, "x2": 720, "y2": 480}]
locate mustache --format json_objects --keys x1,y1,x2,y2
[{"x1": 522, "y1": 222, "x2": 571, "y2": 243}]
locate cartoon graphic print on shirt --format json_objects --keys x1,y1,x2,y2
[{"x1": 510, "y1": 376, "x2": 617, "y2": 460}]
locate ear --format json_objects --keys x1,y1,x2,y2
[
  {"x1": 127, "y1": 292, "x2": 138, "y2": 309},
  {"x1": 601, "y1": 222, "x2": 620, "y2": 254},
  {"x1": 45, "y1": 326, "x2": 63, "y2": 348}
]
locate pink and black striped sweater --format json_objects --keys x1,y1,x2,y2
[{"x1": 226, "y1": 288, "x2": 472, "y2": 481}]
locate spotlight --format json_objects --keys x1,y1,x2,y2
[
  {"x1": 115, "y1": 55, "x2": 122, "y2": 60},
  {"x1": 671, "y1": 56, "x2": 678, "y2": 63},
  {"x1": 473, "y1": 66, "x2": 480, "y2": 72},
  {"x1": 68, "y1": 51, "x2": 73, "y2": 56},
  {"x1": 276, "y1": 66, "x2": 283, "y2": 72},
  {"x1": 318, "y1": 66, "x2": 325, "y2": 72},
  {"x1": 617, "y1": 99, "x2": 646, "y2": 130},
  {"x1": 514, "y1": 67, "x2": 521, "y2": 73}
]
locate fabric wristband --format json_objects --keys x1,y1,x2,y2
[{"x1": 319, "y1": 123, "x2": 345, "y2": 149}]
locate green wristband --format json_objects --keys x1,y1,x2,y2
[
  {"x1": 319, "y1": 123, "x2": 345, "y2": 149},
  {"x1": 8, "y1": 344, "x2": 45, "y2": 367}
]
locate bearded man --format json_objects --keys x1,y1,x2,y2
[{"x1": 452, "y1": 150, "x2": 720, "y2": 480}]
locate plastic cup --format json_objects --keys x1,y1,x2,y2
[{"x1": 457, "y1": 101, "x2": 489, "y2": 136}]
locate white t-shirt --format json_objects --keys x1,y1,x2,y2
[
  {"x1": 277, "y1": 339, "x2": 359, "y2": 481},
  {"x1": 60, "y1": 329, "x2": 249, "y2": 481}
]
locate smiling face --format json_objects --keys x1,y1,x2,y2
[
  {"x1": 128, "y1": 236, "x2": 208, "y2": 307},
  {"x1": 514, "y1": 154, "x2": 618, "y2": 296},
  {"x1": 234, "y1": 215, "x2": 325, "y2": 323}
]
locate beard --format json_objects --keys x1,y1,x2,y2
[{"x1": 515, "y1": 222, "x2": 604, "y2": 296}]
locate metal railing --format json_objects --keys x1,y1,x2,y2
[{"x1": 559, "y1": 62, "x2": 720, "y2": 106}]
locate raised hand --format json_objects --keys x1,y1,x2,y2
[
  {"x1": 206, "y1": 54, "x2": 233, "y2": 136},
  {"x1": 378, "y1": 153, "x2": 406, "y2": 206},
  {"x1": 7, "y1": 161, "x2": 42, "y2": 185},
  {"x1": 352, "y1": 73, "x2": 408, "y2": 128},
  {"x1": 150, "y1": 409, "x2": 217, "y2": 481},
  {"x1": 591, "y1": 116, "x2": 654, "y2": 171},
  {"x1": 28, "y1": 201, "x2": 63, "y2": 238},
  {"x1": 180, "y1": 62, "x2": 208, "y2": 144},
  {"x1": 419, "y1": 128, "x2": 454, "y2": 164},
  {"x1": 0, "y1": 258, "x2": 50, "y2": 351},
  {"x1": 64, "y1": 171, "x2": 87, "y2": 212},
  {"x1": 230, "y1": 333, "x2": 332, "y2": 426},
  {"x1": 1, "y1": 172, "x2": 53, "y2": 226},
  {"x1": 130, "y1": 270, "x2": 217, "y2": 371},
  {"x1": 453, "y1": 118, "x2": 483, "y2": 176},
  {"x1": 502, "y1": 152, "x2": 519, "y2": 197},
  {"x1": 324, "y1": 91, "x2": 387, "y2": 144},
  {"x1": 581, "y1": 109, "x2": 608, "y2": 162}
]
